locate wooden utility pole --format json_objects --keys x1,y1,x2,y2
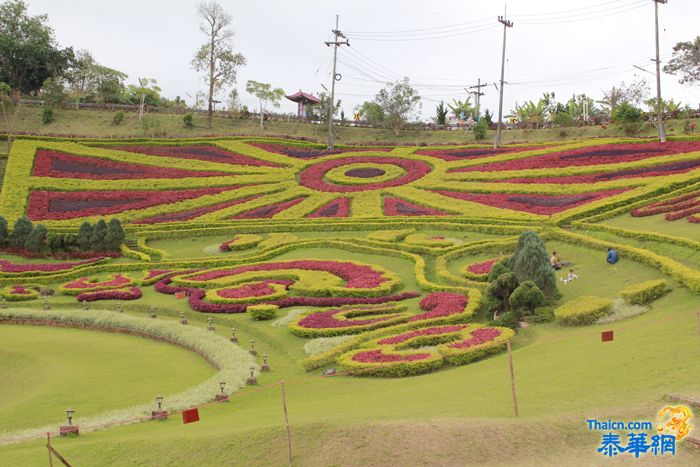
[
  {"x1": 507, "y1": 341, "x2": 519, "y2": 417},
  {"x1": 467, "y1": 79, "x2": 487, "y2": 121},
  {"x1": 494, "y1": 12, "x2": 513, "y2": 148},
  {"x1": 653, "y1": 0, "x2": 667, "y2": 143},
  {"x1": 281, "y1": 382, "x2": 293, "y2": 467},
  {"x1": 325, "y1": 15, "x2": 349, "y2": 150}
]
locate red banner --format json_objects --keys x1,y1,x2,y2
[{"x1": 182, "y1": 408, "x2": 200, "y2": 424}]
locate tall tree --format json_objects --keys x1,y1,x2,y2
[
  {"x1": 0, "y1": 215, "x2": 8, "y2": 247},
  {"x1": 191, "y1": 1, "x2": 246, "y2": 129},
  {"x1": 307, "y1": 91, "x2": 340, "y2": 123},
  {"x1": 508, "y1": 231, "x2": 558, "y2": 300},
  {"x1": 435, "y1": 101, "x2": 448, "y2": 125},
  {"x1": 375, "y1": 77, "x2": 421, "y2": 136},
  {"x1": 0, "y1": 82, "x2": 21, "y2": 149},
  {"x1": 135, "y1": 78, "x2": 161, "y2": 120},
  {"x1": 356, "y1": 101, "x2": 384, "y2": 125},
  {"x1": 664, "y1": 36, "x2": 700, "y2": 86},
  {"x1": 10, "y1": 216, "x2": 32, "y2": 248},
  {"x1": 0, "y1": 0, "x2": 73, "y2": 96},
  {"x1": 245, "y1": 80, "x2": 284, "y2": 129}
]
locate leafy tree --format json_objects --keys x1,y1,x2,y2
[
  {"x1": 473, "y1": 117, "x2": 488, "y2": 140},
  {"x1": 375, "y1": 77, "x2": 421, "y2": 135},
  {"x1": 245, "y1": 80, "x2": 284, "y2": 129},
  {"x1": 488, "y1": 272, "x2": 519, "y2": 312},
  {"x1": 40, "y1": 77, "x2": 66, "y2": 107},
  {"x1": 487, "y1": 261, "x2": 511, "y2": 282},
  {"x1": 41, "y1": 106, "x2": 53, "y2": 124},
  {"x1": 448, "y1": 96, "x2": 474, "y2": 119},
  {"x1": 226, "y1": 88, "x2": 240, "y2": 111},
  {"x1": 509, "y1": 281, "x2": 545, "y2": 316},
  {"x1": 25, "y1": 223, "x2": 47, "y2": 252},
  {"x1": 0, "y1": 215, "x2": 8, "y2": 246},
  {"x1": 192, "y1": 1, "x2": 246, "y2": 129},
  {"x1": 90, "y1": 219, "x2": 108, "y2": 251},
  {"x1": 509, "y1": 231, "x2": 558, "y2": 299},
  {"x1": 308, "y1": 91, "x2": 341, "y2": 123},
  {"x1": 435, "y1": 101, "x2": 448, "y2": 125},
  {"x1": 599, "y1": 78, "x2": 650, "y2": 118},
  {"x1": 0, "y1": 0, "x2": 74, "y2": 95},
  {"x1": 612, "y1": 101, "x2": 642, "y2": 135},
  {"x1": 355, "y1": 100, "x2": 384, "y2": 125},
  {"x1": 130, "y1": 78, "x2": 161, "y2": 120},
  {"x1": 92, "y1": 64, "x2": 127, "y2": 103},
  {"x1": 482, "y1": 109, "x2": 493, "y2": 125},
  {"x1": 104, "y1": 218, "x2": 125, "y2": 251},
  {"x1": 511, "y1": 99, "x2": 547, "y2": 128},
  {"x1": 664, "y1": 36, "x2": 700, "y2": 85},
  {"x1": 76, "y1": 221, "x2": 93, "y2": 251},
  {"x1": 0, "y1": 81, "x2": 20, "y2": 149},
  {"x1": 10, "y1": 216, "x2": 32, "y2": 248},
  {"x1": 46, "y1": 231, "x2": 64, "y2": 252}
]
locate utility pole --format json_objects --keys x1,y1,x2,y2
[
  {"x1": 324, "y1": 15, "x2": 349, "y2": 150},
  {"x1": 653, "y1": 0, "x2": 667, "y2": 143},
  {"x1": 467, "y1": 79, "x2": 487, "y2": 121},
  {"x1": 495, "y1": 12, "x2": 513, "y2": 148}
]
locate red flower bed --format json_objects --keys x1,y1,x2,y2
[
  {"x1": 0, "y1": 257, "x2": 103, "y2": 273},
  {"x1": 466, "y1": 258, "x2": 500, "y2": 275},
  {"x1": 415, "y1": 146, "x2": 544, "y2": 161},
  {"x1": 307, "y1": 198, "x2": 351, "y2": 218},
  {"x1": 631, "y1": 191, "x2": 700, "y2": 218},
  {"x1": 108, "y1": 145, "x2": 282, "y2": 167},
  {"x1": 249, "y1": 143, "x2": 391, "y2": 159},
  {"x1": 298, "y1": 157, "x2": 431, "y2": 192},
  {"x1": 378, "y1": 324, "x2": 468, "y2": 345},
  {"x1": 297, "y1": 306, "x2": 396, "y2": 329},
  {"x1": 76, "y1": 286, "x2": 142, "y2": 302},
  {"x1": 216, "y1": 280, "x2": 292, "y2": 298},
  {"x1": 495, "y1": 159, "x2": 700, "y2": 184},
  {"x1": 448, "y1": 327, "x2": 503, "y2": 349},
  {"x1": 27, "y1": 186, "x2": 237, "y2": 221},
  {"x1": 183, "y1": 260, "x2": 390, "y2": 289},
  {"x1": 10, "y1": 285, "x2": 31, "y2": 294},
  {"x1": 232, "y1": 197, "x2": 306, "y2": 219},
  {"x1": 134, "y1": 195, "x2": 263, "y2": 224},
  {"x1": 383, "y1": 197, "x2": 449, "y2": 216},
  {"x1": 431, "y1": 189, "x2": 628, "y2": 215},
  {"x1": 63, "y1": 274, "x2": 131, "y2": 290},
  {"x1": 689, "y1": 215, "x2": 700, "y2": 223},
  {"x1": 448, "y1": 141, "x2": 700, "y2": 173},
  {"x1": 33, "y1": 150, "x2": 230, "y2": 179},
  {"x1": 351, "y1": 349, "x2": 432, "y2": 363},
  {"x1": 409, "y1": 292, "x2": 468, "y2": 322}
]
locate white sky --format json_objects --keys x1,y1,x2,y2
[{"x1": 27, "y1": 0, "x2": 700, "y2": 120}]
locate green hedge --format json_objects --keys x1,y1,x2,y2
[
  {"x1": 555, "y1": 296, "x2": 613, "y2": 326},
  {"x1": 248, "y1": 304, "x2": 279, "y2": 321},
  {"x1": 620, "y1": 279, "x2": 670, "y2": 305}
]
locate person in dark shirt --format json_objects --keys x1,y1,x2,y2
[{"x1": 606, "y1": 248, "x2": 619, "y2": 264}]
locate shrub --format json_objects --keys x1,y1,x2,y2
[
  {"x1": 10, "y1": 217, "x2": 33, "y2": 248},
  {"x1": 509, "y1": 281, "x2": 545, "y2": 316},
  {"x1": 489, "y1": 311, "x2": 519, "y2": 329},
  {"x1": 183, "y1": 113, "x2": 194, "y2": 128},
  {"x1": 112, "y1": 111, "x2": 125, "y2": 125},
  {"x1": 487, "y1": 261, "x2": 511, "y2": 282},
  {"x1": 77, "y1": 221, "x2": 93, "y2": 251},
  {"x1": 555, "y1": 296, "x2": 613, "y2": 326},
  {"x1": 612, "y1": 102, "x2": 642, "y2": 135},
  {"x1": 0, "y1": 215, "x2": 8, "y2": 247},
  {"x1": 25, "y1": 224, "x2": 47, "y2": 252},
  {"x1": 620, "y1": 279, "x2": 670, "y2": 305},
  {"x1": 42, "y1": 107, "x2": 54, "y2": 124},
  {"x1": 488, "y1": 272, "x2": 519, "y2": 311},
  {"x1": 249, "y1": 304, "x2": 279, "y2": 321},
  {"x1": 90, "y1": 219, "x2": 108, "y2": 251},
  {"x1": 531, "y1": 306, "x2": 555, "y2": 323},
  {"x1": 473, "y1": 118, "x2": 488, "y2": 140},
  {"x1": 509, "y1": 231, "x2": 558, "y2": 300}
]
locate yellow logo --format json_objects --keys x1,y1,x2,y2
[{"x1": 657, "y1": 406, "x2": 693, "y2": 440}]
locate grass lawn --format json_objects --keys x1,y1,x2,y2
[
  {"x1": 600, "y1": 211, "x2": 699, "y2": 241},
  {"x1": 0, "y1": 325, "x2": 215, "y2": 433}
]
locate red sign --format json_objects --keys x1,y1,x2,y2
[
  {"x1": 175, "y1": 292, "x2": 185, "y2": 299},
  {"x1": 182, "y1": 408, "x2": 200, "y2": 424},
  {"x1": 601, "y1": 330, "x2": 614, "y2": 342}
]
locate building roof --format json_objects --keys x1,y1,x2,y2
[{"x1": 286, "y1": 90, "x2": 321, "y2": 104}]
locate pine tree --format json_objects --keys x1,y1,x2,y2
[
  {"x1": 104, "y1": 218, "x2": 125, "y2": 251},
  {"x1": 90, "y1": 219, "x2": 108, "y2": 251},
  {"x1": 10, "y1": 217, "x2": 33, "y2": 248},
  {"x1": 488, "y1": 272, "x2": 519, "y2": 311},
  {"x1": 25, "y1": 224, "x2": 48, "y2": 252},
  {"x1": 509, "y1": 231, "x2": 559, "y2": 299},
  {"x1": 0, "y1": 215, "x2": 8, "y2": 247},
  {"x1": 76, "y1": 221, "x2": 93, "y2": 251}
]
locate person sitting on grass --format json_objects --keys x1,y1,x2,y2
[
  {"x1": 550, "y1": 251, "x2": 562, "y2": 270},
  {"x1": 561, "y1": 269, "x2": 579, "y2": 284},
  {"x1": 607, "y1": 247, "x2": 619, "y2": 265}
]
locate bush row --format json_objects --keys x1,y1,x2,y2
[
  {"x1": 555, "y1": 296, "x2": 613, "y2": 326},
  {"x1": 620, "y1": 279, "x2": 670, "y2": 305}
]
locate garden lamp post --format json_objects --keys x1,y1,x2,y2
[
  {"x1": 207, "y1": 317, "x2": 215, "y2": 331},
  {"x1": 180, "y1": 311, "x2": 187, "y2": 325},
  {"x1": 60, "y1": 407, "x2": 79, "y2": 436},
  {"x1": 150, "y1": 306, "x2": 157, "y2": 318},
  {"x1": 249, "y1": 339, "x2": 257, "y2": 355},
  {"x1": 66, "y1": 408, "x2": 75, "y2": 426},
  {"x1": 156, "y1": 395, "x2": 164, "y2": 411},
  {"x1": 152, "y1": 394, "x2": 167, "y2": 419},
  {"x1": 247, "y1": 365, "x2": 257, "y2": 385},
  {"x1": 261, "y1": 354, "x2": 270, "y2": 372},
  {"x1": 230, "y1": 326, "x2": 238, "y2": 343},
  {"x1": 215, "y1": 380, "x2": 229, "y2": 401}
]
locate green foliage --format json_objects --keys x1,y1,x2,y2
[
  {"x1": 489, "y1": 311, "x2": 519, "y2": 330},
  {"x1": 24, "y1": 224, "x2": 47, "y2": 252},
  {"x1": 487, "y1": 261, "x2": 511, "y2": 282},
  {"x1": 375, "y1": 77, "x2": 421, "y2": 135},
  {"x1": 41, "y1": 107, "x2": 54, "y2": 124},
  {"x1": 473, "y1": 118, "x2": 488, "y2": 140},
  {"x1": 620, "y1": 279, "x2": 670, "y2": 305},
  {"x1": 612, "y1": 101, "x2": 642, "y2": 135},
  {"x1": 112, "y1": 111, "x2": 125, "y2": 125},
  {"x1": 248, "y1": 304, "x2": 279, "y2": 321},
  {"x1": 448, "y1": 96, "x2": 474, "y2": 119},
  {"x1": 488, "y1": 272, "x2": 519, "y2": 311},
  {"x1": 551, "y1": 111, "x2": 574, "y2": 127},
  {"x1": 76, "y1": 221, "x2": 93, "y2": 251},
  {"x1": 509, "y1": 281, "x2": 545, "y2": 316},
  {"x1": 0, "y1": 0, "x2": 74, "y2": 95},
  {"x1": 10, "y1": 216, "x2": 32, "y2": 248},
  {"x1": 90, "y1": 218, "x2": 108, "y2": 251},
  {"x1": 104, "y1": 218, "x2": 125, "y2": 251},
  {"x1": 182, "y1": 113, "x2": 194, "y2": 128},
  {"x1": 509, "y1": 231, "x2": 558, "y2": 299},
  {"x1": 0, "y1": 215, "x2": 7, "y2": 247},
  {"x1": 555, "y1": 296, "x2": 613, "y2": 326},
  {"x1": 40, "y1": 78, "x2": 66, "y2": 107},
  {"x1": 663, "y1": 36, "x2": 700, "y2": 85},
  {"x1": 308, "y1": 92, "x2": 341, "y2": 123},
  {"x1": 435, "y1": 101, "x2": 448, "y2": 125},
  {"x1": 356, "y1": 101, "x2": 384, "y2": 125},
  {"x1": 245, "y1": 80, "x2": 285, "y2": 128}
]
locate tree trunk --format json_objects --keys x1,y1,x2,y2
[
  {"x1": 139, "y1": 92, "x2": 145, "y2": 121},
  {"x1": 207, "y1": 25, "x2": 215, "y2": 129},
  {"x1": 259, "y1": 99, "x2": 264, "y2": 129}
]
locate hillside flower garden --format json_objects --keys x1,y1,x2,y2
[{"x1": 0, "y1": 135, "x2": 698, "y2": 381}]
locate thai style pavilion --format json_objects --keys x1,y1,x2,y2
[{"x1": 286, "y1": 90, "x2": 320, "y2": 119}]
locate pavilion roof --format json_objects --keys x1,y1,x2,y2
[{"x1": 286, "y1": 90, "x2": 321, "y2": 104}]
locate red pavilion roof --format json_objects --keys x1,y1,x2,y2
[{"x1": 286, "y1": 90, "x2": 321, "y2": 104}]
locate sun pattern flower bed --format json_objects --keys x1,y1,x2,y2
[
  {"x1": 0, "y1": 285, "x2": 40, "y2": 301},
  {"x1": 60, "y1": 274, "x2": 134, "y2": 295}
]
